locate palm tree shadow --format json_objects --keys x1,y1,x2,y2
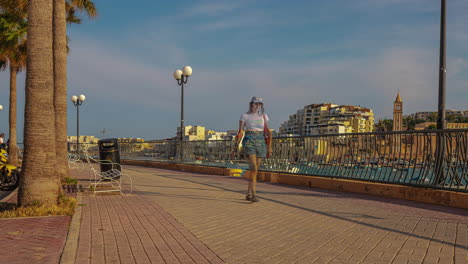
[
  {"x1": 136, "y1": 190, "x2": 246, "y2": 204},
  {"x1": 155, "y1": 172, "x2": 467, "y2": 249}
]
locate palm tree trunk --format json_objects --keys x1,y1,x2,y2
[
  {"x1": 53, "y1": 0, "x2": 69, "y2": 181},
  {"x1": 8, "y1": 65, "x2": 18, "y2": 166},
  {"x1": 19, "y1": 0, "x2": 59, "y2": 207}
]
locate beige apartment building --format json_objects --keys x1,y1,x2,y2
[
  {"x1": 412, "y1": 110, "x2": 468, "y2": 120},
  {"x1": 205, "y1": 130, "x2": 228, "y2": 140},
  {"x1": 67, "y1": 135, "x2": 99, "y2": 153},
  {"x1": 67, "y1": 135, "x2": 99, "y2": 144},
  {"x1": 177, "y1": 126, "x2": 272, "y2": 141},
  {"x1": 414, "y1": 122, "x2": 468, "y2": 130},
  {"x1": 177, "y1": 125, "x2": 205, "y2": 141},
  {"x1": 279, "y1": 103, "x2": 375, "y2": 135},
  {"x1": 178, "y1": 125, "x2": 229, "y2": 141},
  {"x1": 187, "y1": 126, "x2": 206, "y2": 141}
]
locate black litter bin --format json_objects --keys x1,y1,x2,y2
[{"x1": 98, "y1": 138, "x2": 121, "y2": 173}]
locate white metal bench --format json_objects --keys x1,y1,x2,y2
[
  {"x1": 68, "y1": 153, "x2": 84, "y2": 169},
  {"x1": 83, "y1": 151, "x2": 133, "y2": 195}
]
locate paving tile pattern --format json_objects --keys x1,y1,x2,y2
[
  {"x1": 0, "y1": 215, "x2": 71, "y2": 264},
  {"x1": 72, "y1": 167, "x2": 224, "y2": 264},
  {"x1": 121, "y1": 166, "x2": 467, "y2": 264}
]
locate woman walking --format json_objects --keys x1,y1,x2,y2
[{"x1": 233, "y1": 97, "x2": 272, "y2": 203}]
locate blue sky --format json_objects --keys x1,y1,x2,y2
[{"x1": 1, "y1": 0, "x2": 468, "y2": 141}]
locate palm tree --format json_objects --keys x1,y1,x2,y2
[
  {"x1": 1, "y1": 0, "x2": 96, "y2": 180},
  {"x1": 403, "y1": 116, "x2": 416, "y2": 131},
  {"x1": 428, "y1": 112, "x2": 438, "y2": 122},
  {"x1": 0, "y1": 54, "x2": 6, "y2": 124},
  {"x1": 0, "y1": 10, "x2": 27, "y2": 166},
  {"x1": 53, "y1": 0, "x2": 96, "y2": 180},
  {"x1": 53, "y1": 0, "x2": 69, "y2": 181},
  {"x1": 1, "y1": 0, "x2": 96, "y2": 187},
  {"x1": 19, "y1": 0, "x2": 60, "y2": 206},
  {"x1": 6, "y1": 43, "x2": 26, "y2": 166},
  {"x1": 375, "y1": 119, "x2": 392, "y2": 132}
]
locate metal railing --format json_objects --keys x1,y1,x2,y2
[{"x1": 70, "y1": 129, "x2": 468, "y2": 192}]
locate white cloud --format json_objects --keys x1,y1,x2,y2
[
  {"x1": 67, "y1": 29, "x2": 467, "y2": 132},
  {"x1": 186, "y1": 1, "x2": 244, "y2": 17},
  {"x1": 68, "y1": 37, "x2": 185, "y2": 110},
  {"x1": 352, "y1": 0, "x2": 438, "y2": 11},
  {"x1": 61, "y1": 0, "x2": 468, "y2": 138},
  {"x1": 195, "y1": 12, "x2": 269, "y2": 32}
]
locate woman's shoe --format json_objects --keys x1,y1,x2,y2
[
  {"x1": 250, "y1": 196, "x2": 259, "y2": 203},
  {"x1": 245, "y1": 194, "x2": 252, "y2": 201}
]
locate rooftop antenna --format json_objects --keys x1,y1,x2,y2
[{"x1": 100, "y1": 128, "x2": 111, "y2": 138}]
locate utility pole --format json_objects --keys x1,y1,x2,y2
[
  {"x1": 434, "y1": 0, "x2": 447, "y2": 186},
  {"x1": 100, "y1": 128, "x2": 111, "y2": 138}
]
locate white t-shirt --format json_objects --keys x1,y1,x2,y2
[{"x1": 240, "y1": 113, "x2": 269, "y2": 131}]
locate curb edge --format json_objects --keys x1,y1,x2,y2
[
  {"x1": 60, "y1": 192, "x2": 83, "y2": 264},
  {"x1": 0, "y1": 188, "x2": 18, "y2": 203}
]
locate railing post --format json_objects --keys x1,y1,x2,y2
[{"x1": 434, "y1": 131, "x2": 446, "y2": 185}]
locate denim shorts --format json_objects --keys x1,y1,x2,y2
[{"x1": 242, "y1": 131, "x2": 267, "y2": 158}]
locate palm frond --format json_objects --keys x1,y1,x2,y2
[
  {"x1": 67, "y1": 0, "x2": 97, "y2": 18},
  {"x1": 0, "y1": 0, "x2": 27, "y2": 19},
  {"x1": 0, "y1": 5, "x2": 27, "y2": 72},
  {"x1": 12, "y1": 39, "x2": 26, "y2": 71},
  {"x1": 0, "y1": 55, "x2": 8, "y2": 71},
  {"x1": 0, "y1": 12, "x2": 27, "y2": 38},
  {"x1": 66, "y1": 7, "x2": 82, "y2": 24},
  {"x1": 66, "y1": 35, "x2": 70, "y2": 54}
]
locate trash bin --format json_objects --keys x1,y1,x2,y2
[{"x1": 98, "y1": 138, "x2": 121, "y2": 173}]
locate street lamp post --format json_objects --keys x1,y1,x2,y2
[
  {"x1": 173, "y1": 66, "x2": 193, "y2": 161},
  {"x1": 437, "y1": 0, "x2": 447, "y2": 130},
  {"x1": 434, "y1": 0, "x2": 447, "y2": 185},
  {"x1": 71, "y1": 94, "x2": 86, "y2": 155}
]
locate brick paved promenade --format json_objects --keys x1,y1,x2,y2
[
  {"x1": 1, "y1": 165, "x2": 467, "y2": 263},
  {"x1": 0, "y1": 191, "x2": 71, "y2": 264},
  {"x1": 71, "y1": 167, "x2": 224, "y2": 264}
]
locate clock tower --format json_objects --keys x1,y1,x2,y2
[{"x1": 393, "y1": 91, "x2": 403, "y2": 131}]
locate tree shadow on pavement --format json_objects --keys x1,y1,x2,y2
[
  {"x1": 135, "y1": 184, "x2": 224, "y2": 192},
  {"x1": 137, "y1": 190, "x2": 247, "y2": 204},
  {"x1": 155, "y1": 173, "x2": 467, "y2": 249}
]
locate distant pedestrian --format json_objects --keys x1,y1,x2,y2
[
  {"x1": 232, "y1": 97, "x2": 272, "y2": 203},
  {"x1": 0, "y1": 133, "x2": 5, "y2": 150}
]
